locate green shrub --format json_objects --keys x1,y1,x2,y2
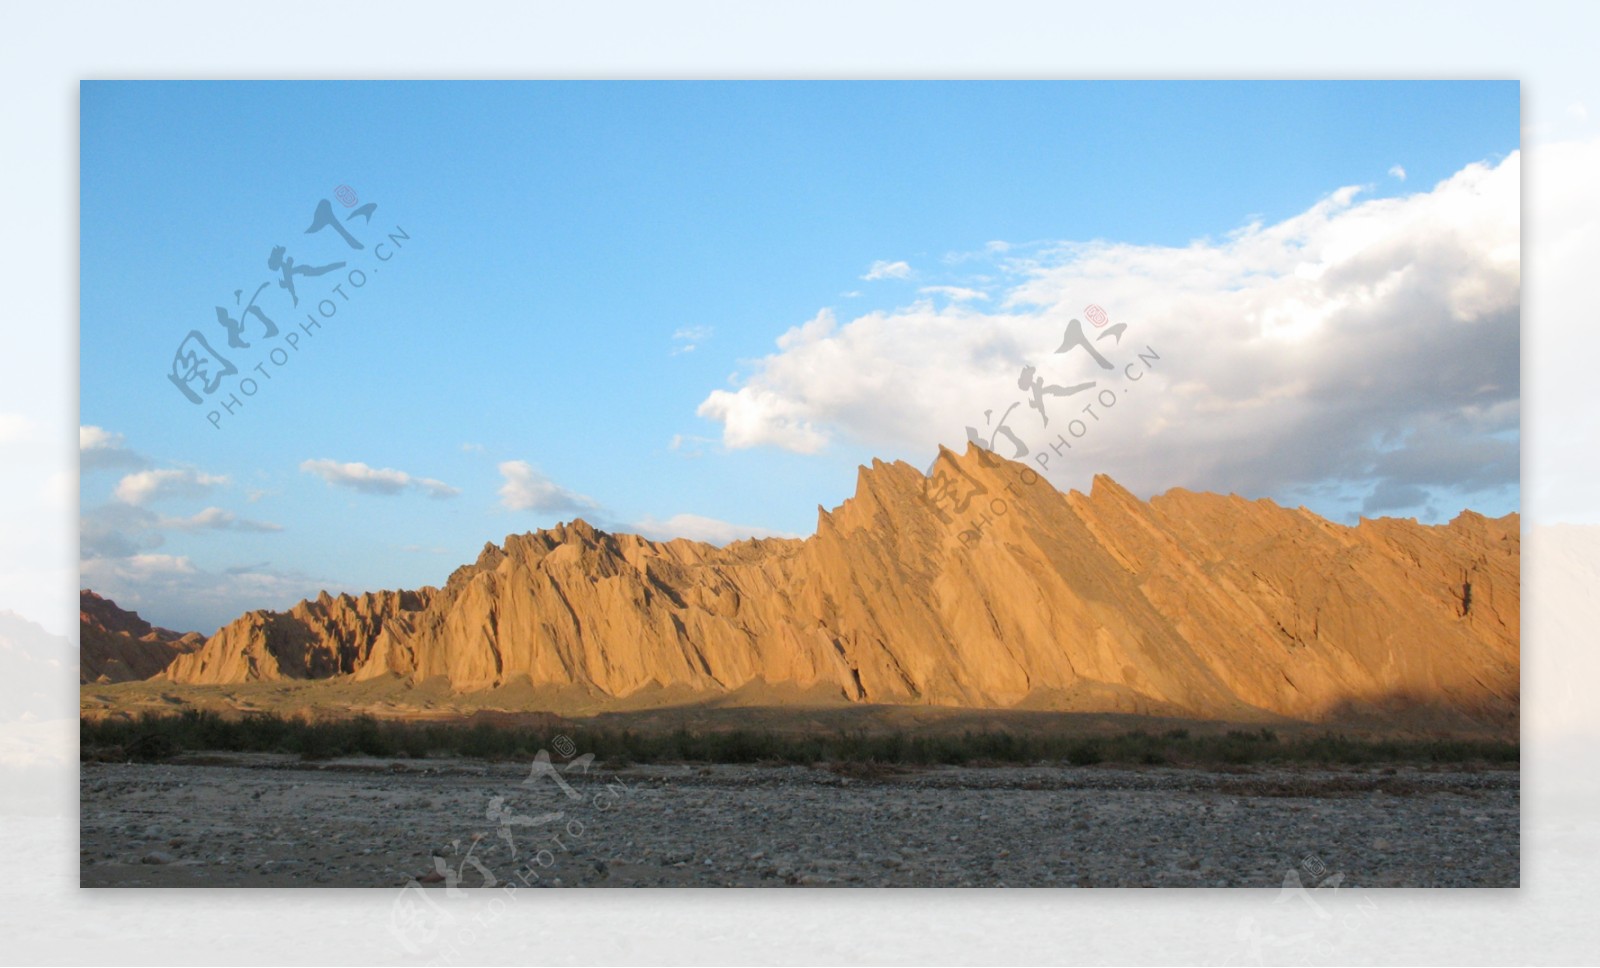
[
  {"x1": 78, "y1": 712, "x2": 1517, "y2": 769},
  {"x1": 1066, "y1": 742, "x2": 1104, "y2": 766}
]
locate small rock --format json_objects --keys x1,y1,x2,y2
[{"x1": 141, "y1": 851, "x2": 175, "y2": 865}]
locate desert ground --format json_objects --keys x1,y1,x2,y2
[{"x1": 80, "y1": 754, "x2": 1517, "y2": 889}]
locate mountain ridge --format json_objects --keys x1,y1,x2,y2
[
  {"x1": 79, "y1": 590, "x2": 205, "y2": 684},
  {"x1": 115, "y1": 444, "x2": 1515, "y2": 728}
]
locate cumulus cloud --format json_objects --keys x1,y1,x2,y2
[
  {"x1": 862, "y1": 260, "x2": 913, "y2": 281},
  {"x1": 79, "y1": 553, "x2": 331, "y2": 635},
  {"x1": 668, "y1": 433, "x2": 718, "y2": 458},
  {"x1": 80, "y1": 425, "x2": 148, "y2": 472},
  {"x1": 919, "y1": 285, "x2": 990, "y2": 302},
  {"x1": 415, "y1": 479, "x2": 459, "y2": 499},
  {"x1": 671, "y1": 325, "x2": 713, "y2": 356},
  {"x1": 299, "y1": 459, "x2": 460, "y2": 499},
  {"x1": 80, "y1": 459, "x2": 321, "y2": 631},
  {"x1": 497, "y1": 460, "x2": 598, "y2": 513},
  {"x1": 696, "y1": 153, "x2": 1520, "y2": 520},
  {"x1": 491, "y1": 462, "x2": 792, "y2": 544},
  {"x1": 113, "y1": 468, "x2": 229, "y2": 505},
  {"x1": 632, "y1": 513, "x2": 801, "y2": 545},
  {"x1": 157, "y1": 507, "x2": 283, "y2": 533},
  {"x1": 1389, "y1": 164, "x2": 1407, "y2": 181},
  {"x1": 81, "y1": 504, "x2": 164, "y2": 559},
  {"x1": 81, "y1": 501, "x2": 283, "y2": 559},
  {"x1": 697, "y1": 386, "x2": 830, "y2": 454}
]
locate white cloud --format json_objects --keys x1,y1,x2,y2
[
  {"x1": 862, "y1": 259, "x2": 913, "y2": 281},
  {"x1": 696, "y1": 153, "x2": 1520, "y2": 517},
  {"x1": 633, "y1": 513, "x2": 801, "y2": 545},
  {"x1": 919, "y1": 285, "x2": 990, "y2": 302},
  {"x1": 497, "y1": 460, "x2": 598, "y2": 513},
  {"x1": 461, "y1": 442, "x2": 485, "y2": 453},
  {"x1": 668, "y1": 433, "x2": 718, "y2": 458},
  {"x1": 299, "y1": 459, "x2": 460, "y2": 499},
  {"x1": 299, "y1": 460, "x2": 403, "y2": 493},
  {"x1": 414, "y1": 478, "x2": 461, "y2": 499},
  {"x1": 1388, "y1": 164, "x2": 1407, "y2": 181},
  {"x1": 671, "y1": 325, "x2": 714, "y2": 356},
  {"x1": 81, "y1": 504, "x2": 163, "y2": 559},
  {"x1": 79, "y1": 554, "x2": 332, "y2": 635},
  {"x1": 697, "y1": 385, "x2": 829, "y2": 454},
  {"x1": 78, "y1": 425, "x2": 115, "y2": 451},
  {"x1": 113, "y1": 468, "x2": 229, "y2": 505},
  {"x1": 81, "y1": 500, "x2": 284, "y2": 559},
  {"x1": 79, "y1": 425, "x2": 148, "y2": 471},
  {"x1": 157, "y1": 507, "x2": 283, "y2": 533},
  {"x1": 92, "y1": 553, "x2": 196, "y2": 577}
]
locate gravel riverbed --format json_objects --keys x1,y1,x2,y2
[{"x1": 79, "y1": 756, "x2": 1518, "y2": 888}]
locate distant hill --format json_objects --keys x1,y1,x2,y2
[
  {"x1": 133, "y1": 444, "x2": 1518, "y2": 732},
  {"x1": 79, "y1": 590, "x2": 203, "y2": 683}
]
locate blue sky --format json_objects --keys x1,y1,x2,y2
[{"x1": 79, "y1": 81, "x2": 1521, "y2": 633}]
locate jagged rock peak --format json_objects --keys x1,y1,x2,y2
[{"x1": 149, "y1": 456, "x2": 1519, "y2": 731}]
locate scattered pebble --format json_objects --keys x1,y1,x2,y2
[{"x1": 80, "y1": 756, "x2": 1518, "y2": 888}]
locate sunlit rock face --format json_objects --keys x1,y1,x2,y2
[{"x1": 156, "y1": 444, "x2": 1519, "y2": 730}]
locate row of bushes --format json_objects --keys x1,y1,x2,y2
[{"x1": 80, "y1": 710, "x2": 1518, "y2": 767}]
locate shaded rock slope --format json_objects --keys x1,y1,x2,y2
[{"x1": 80, "y1": 590, "x2": 204, "y2": 683}]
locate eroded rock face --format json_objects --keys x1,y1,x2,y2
[
  {"x1": 161, "y1": 589, "x2": 432, "y2": 685},
  {"x1": 155, "y1": 445, "x2": 1520, "y2": 726},
  {"x1": 79, "y1": 590, "x2": 205, "y2": 683}
]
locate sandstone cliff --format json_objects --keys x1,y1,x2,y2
[
  {"x1": 79, "y1": 590, "x2": 205, "y2": 683},
  {"x1": 155, "y1": 445, "x2": 1520, "y2": 726}
]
